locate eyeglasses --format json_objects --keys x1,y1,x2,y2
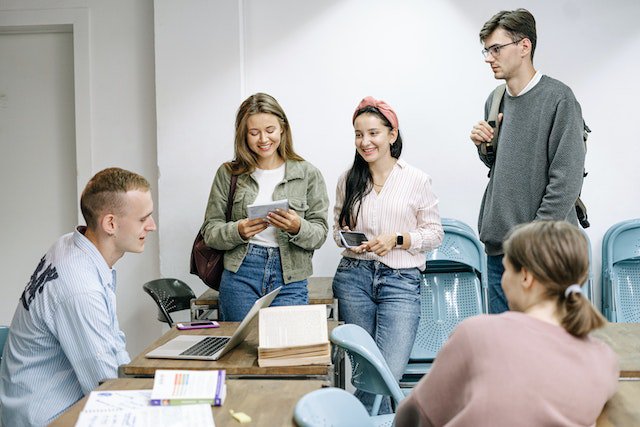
[{"x1": 482, "y1": 39, "x2": 522, "y2": 58}]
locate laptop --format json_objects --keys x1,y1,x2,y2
[{"x1": 145, "y1": 286, "x2": 281, "y2": 361}]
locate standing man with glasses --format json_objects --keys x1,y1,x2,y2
[{"x1": 469, "y1": 9, "x2": 586, "y2": 314}]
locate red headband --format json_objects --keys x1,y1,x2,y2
[{"x1": 352, "y1": 96, "x2": 399, "y2": 129}]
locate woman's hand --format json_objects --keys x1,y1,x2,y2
[
  {"x1": 366, "y1": 234, "x2": 397, "y2": 257},
  {"x1": 238, "y1": 218, "x2": 269, "y2": 240},
  {"x1": 348, "y1": 243, "x2": 369, "y2": 254},
  {"x1": 267, "y1": 209, "x2": 301, "y2": 235}
]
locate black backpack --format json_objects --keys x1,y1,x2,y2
[{"x1": 480, "y1": 84, "x2": 591, "y2": 228}]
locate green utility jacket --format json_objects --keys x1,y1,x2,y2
[{"x1": 202, "y1": 160, "x2": 329, "y2": 284}]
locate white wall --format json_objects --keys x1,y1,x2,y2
[
  {"x1": 0, "y1": 31, "x2": 77, "y2": 329},
  {"x1": 0, "y1": 0, "x2": 161, "y2": 356},
  {"x1": 2, "y1": 0, "x2": 638, "y2": 361},
  {"x1": 156, "y1": 0, "x2": 640, "y2": 309}
]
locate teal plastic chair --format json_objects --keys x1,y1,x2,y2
[
  {"x1": 142, "y1": 278, "x2": 195, "y2": 326},
  {"x1": 401, "y1": 219, "x2": 485, "y2": 389},
  {"x1": 581, "y1": 230, "x2": 595, "y2": 304},
  {"x1": 0, "y1": 326, "x2": 8, "y2": 362},
  {"x1": 441, "y1": 217, "x2": 475, "y2": 235},
  {"x1": 329, "y1": 324, "x2": 404, "y2": 416},
  {"x1": 601, "y1": 219, "x2": 640, "y2": 322},
  {"x1": 294, "y1": 387, "x2": 395, "y2": 427}
]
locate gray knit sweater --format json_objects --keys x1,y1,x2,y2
[{"x1": 477, "y1": 75, "x2": 586, "y2": 255}]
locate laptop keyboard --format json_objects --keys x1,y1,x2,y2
[{"x1": 180, "y1": 337, "x2": 230, "y2": 357}]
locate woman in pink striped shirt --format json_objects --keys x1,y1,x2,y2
[{"x1": 332, "y1": 96, "x2": 444, "y2": 414}]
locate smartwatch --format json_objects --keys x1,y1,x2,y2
[{"x1": 396, "y1": 233, "x2": 404, "y2": 248}]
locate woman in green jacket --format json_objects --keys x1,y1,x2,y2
[{"x1": 201, "y1": 93, "x2": 329, "y2": 321}]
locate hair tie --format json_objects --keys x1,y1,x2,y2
[
  {"x1": 352, "y1": 96, "x2": 399, "y2": 129},
  {"x1": 564, "y1": 284, "x2": 583, "y2": 298}
]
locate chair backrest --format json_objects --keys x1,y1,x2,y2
[
  {"x1": 411, "y1": 272, "x2": 483, "y2": 362},
  {"x1": 142, "y1": 278, "x2": 195, "y2": 326},
  {"x1": 294, "y1": 387, "x2": 375, "y2": 427},
  {"x1": 0, "y1": 326, "x2": 9, "y2": 362},
  {"x1": 581, "y1": 230, "x2": 595, "y2": 304},
  {"x1": 329, "y1": 324, "x2": 405, "y2": 407},
  {"x1": 601, "y1": 219, "x2": 640, "y2": 322},
  {"x1": 426, "y1": 220, "x2": 487, "y2": 308},
  {"x1": 441, "y1": 218, "x2": 475, "y2": 235},
  {"x1": 408, "y1": 220, "x2": 485, "y2": 362}
]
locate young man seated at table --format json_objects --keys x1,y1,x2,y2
[{"x1": 0, "y1": 167, "x2": 157, "y2": 426}]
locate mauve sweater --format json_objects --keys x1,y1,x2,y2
[{"x1": 395, "y1": 312, "x2": 618, "y2": 427}]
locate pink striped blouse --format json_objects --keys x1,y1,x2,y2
[{"x1": 333, "y1": 159, "x2": 443, "y2": 270}]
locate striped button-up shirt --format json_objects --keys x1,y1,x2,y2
[
  {"x1": 333, "y1": 159, "x2": 444, "y2": 270},
  {"x1": 0, "y1": 227, "x2": 130, "y2": 426}
]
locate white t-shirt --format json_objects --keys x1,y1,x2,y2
[{"x1": 249, "y1": 164, "x2": 285, "y2": 248}]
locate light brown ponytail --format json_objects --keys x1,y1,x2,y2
[
  {"x1": 503, "y1": 221, "x2": 606, "y2": 337},
  {"x1": 561, "y1": 289, "x2": 605, "y2": 337}
]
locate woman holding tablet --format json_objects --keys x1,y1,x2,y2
[
  {"x1": 202, "y1": 93, "x2": 329, "y2": 321},
  {"x1": 332, "y1": 96, "x2": 444, "y2": 414},
  {"x1": 395, "y1": 221, "x2": 618, "y2": 427}
]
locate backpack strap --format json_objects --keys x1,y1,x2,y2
[
  {"x1": 480, "y1": 84, "x2": 506, "y2": 157},
  {"x1": 225, "y1": 174, "x2": 238, "y2": 222}
]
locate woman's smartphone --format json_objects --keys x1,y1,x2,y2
[
  {"x1": 176, "y1": 320, "x2": 220, "y2": 330},
  {"x1": 339, "y1": 230, "x2": 368, "y2": 248}
]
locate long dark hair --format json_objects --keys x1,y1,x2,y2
[{"x1": 338, "y1": 106, "x2": 403, "y2": 229}]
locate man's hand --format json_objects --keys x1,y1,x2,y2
[{"x1": 470, "y1": 113, "x2": 503, "y2": 146}]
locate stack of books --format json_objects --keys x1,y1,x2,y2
[
  {"x1": 150, "y1": 369, "x2": 227, "y2": 407},
  {"x1": 257, "y1": 304, "x2": 331, "y2": 367}
]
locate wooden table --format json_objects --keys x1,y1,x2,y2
[
  {"x1": 49, "y1": 378, "x2": 326, "y2": 427},
  {"x1": 121, "y1": 321, "x2": 344, "y2": 388},
  {"x1": 592, "y1": 323, "x2": 640, "y2": 378},
  {"x1": 597, "y1": 380, "x2": 640, "y2": 426},
  {"x1": 191, "y1": 277, "x2": 338, "y2": 320}
]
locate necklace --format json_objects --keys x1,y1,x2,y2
[{"x1": 373, "y1": 182, "x2": 384, "y2": 187}]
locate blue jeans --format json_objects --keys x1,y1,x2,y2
[
  {"x1": 219, "y1": 244, "x2": 308, "y2": 321},
  {"x1": 487, "y1": 254, "x2": 508, "y2": 314},
  {"x1": 332, "y1": 257, "x2": 421, "y2": 414}
]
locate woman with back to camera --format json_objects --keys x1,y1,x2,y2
[
  {"x1": 332, "y1": 96, "x2": 444, "y2": 414},
  {"x1": 395, "y1": 220, "x2": 618, "y2": 427},
  {"x1": 201, "y1": 93, "x2": 329, "y2": 321}
]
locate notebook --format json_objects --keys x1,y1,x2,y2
[{"x1": 145, "y1": 287, "x2": 281, "y2": 361}]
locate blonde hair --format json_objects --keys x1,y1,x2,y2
[
  {"x1": 227, "y1": 93, "x2": 303, "y2": 175},
  {"x1": 503, "y1": 221, "x2": 605, "y2": 337},
  {"x1": 80, "y1": 167, "x2": 150, "y2": 229}
]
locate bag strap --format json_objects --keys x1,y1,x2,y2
[
  {"x1": 480, "y1": 83, "x2": 506, "y2": 157},
  {"x1": 225, "y1": 174, "x2": 238, "y2": 222}
]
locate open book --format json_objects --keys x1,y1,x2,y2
[
  {"x1": 75, "y1": 390, "x2": 214, "y2": 427},
  {"x1": 150, "y1": 370, "x2": 226, "y2": 406},
  {"x1": 258, "y1": 304, "x2": 331, "y2": 367}
]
